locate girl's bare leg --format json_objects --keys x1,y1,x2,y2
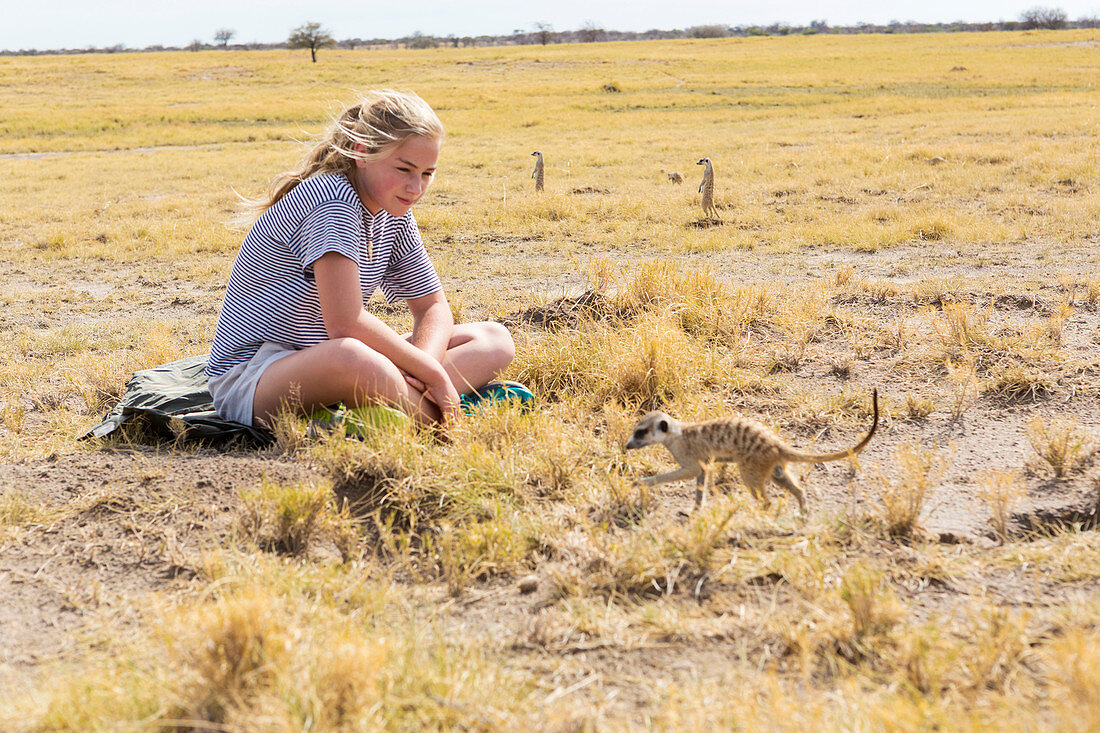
[
  {"x1": 433, "y1": 322, "x2": 516, "y2": 395},
  {"x1": 252, "y1": 337, "x2": 441, "y2": 428},
  {"x1": 252, "y1": 321, "x2": 516, "y2": 428}
]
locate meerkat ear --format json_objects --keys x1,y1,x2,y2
[{"x1": 658, "y1": 419, "x2": 669, "y2": 433}]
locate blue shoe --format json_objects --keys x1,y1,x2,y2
[{"x1": 460, "y1": 380, "x2": 535, "y2": 413}]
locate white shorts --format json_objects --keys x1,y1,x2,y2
[{"x1": 208, "y1": 342, "x2": 298, "y2": 427}]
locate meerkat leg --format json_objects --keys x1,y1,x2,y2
[
  {"x1": 694, "y1": 471, "x2": 707, "y2": 510},
  {"x1": 638, "y1": 464, "x2": 702, "y2": 488},
  {"x1": 738, "y1": 462, "x2": 772, "y2": 511},
  {"x1": 770, "y1": 464, "x2": 807, "y2": 517},
  {"x1": 694, "y1": 459, "x2": 717, "y2": 510}
]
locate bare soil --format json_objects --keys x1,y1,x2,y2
[{"x1": 0, "y1": 450, "x2": 320, "y2": 683}]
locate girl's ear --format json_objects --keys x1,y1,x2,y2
[{"x1": 353, "y1": 142, "x2": 368, "y2": 167}]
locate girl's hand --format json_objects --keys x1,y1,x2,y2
[
  {"x1": 405, "y1": 370, "x2": 461, "y2": 421},
  {"x1": 424, "y1": 374, "x2": 461, "y2": 421}
]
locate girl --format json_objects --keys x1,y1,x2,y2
[{"x1": 205, "y1": 90, "x2": 515, "y2": 429}]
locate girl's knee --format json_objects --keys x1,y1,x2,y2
[
  {"x1": 326, "y1": 338, "x2": 402, "y2": 385},
  {"x1": 478, "y1": 322, "x2": 516, "y2": 367},
  {"x1": 326, "y1": 337, "x2": 373, "y2": 371}
]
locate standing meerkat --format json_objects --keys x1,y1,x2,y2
[
  {"x1": 531, "y1": 150, "x2": 544, "y2": 192},
  {"x1": 625, "y1": 389, "x2": 879, "y2": 515},
  {"x1": 696, "y1": 156, "x2": 720, "y2": 220}
]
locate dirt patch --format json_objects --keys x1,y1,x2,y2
[
  {"x1": 685, "y1": 217, "x2": 724, "y2": 228},
  {"x1": 499, "y1": 290, "x2": 625, "y2": 330},
  {"x1": 0, "y1": 449, "x2": 321, "y2": 677}
]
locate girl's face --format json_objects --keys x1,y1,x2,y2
[{"x1": 352, "y1": 135, "x2": 441, "y2": 216}]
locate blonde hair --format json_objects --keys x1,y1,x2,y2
[{"x1": 239, "y1": 89, "x2": 444, "y2": 222}]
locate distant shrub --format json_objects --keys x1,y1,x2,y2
[
  {"x1": 1020, "y1": 6, "x2": 1068, "y2": 29},
  {"x1": 688, "y1": 25, "x2": 729, "y2": 38},
  {"x1": 407, "y1": 33, "x2": 438, "y2": 49}
]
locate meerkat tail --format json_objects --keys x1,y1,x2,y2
[{"x1": 782, "y1": 388, "x2": 879, "y2": 463}]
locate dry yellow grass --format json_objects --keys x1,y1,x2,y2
[{"x1": 1, "y1": 29, "x2": 1099, "y2": 731}]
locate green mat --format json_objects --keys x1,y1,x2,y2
[
  {"x1": 308, "y1": 403, "x2": 411, "y2": 438},
  {"x1": 83, "y1": 354, "x2": 274, "y2": 447}
]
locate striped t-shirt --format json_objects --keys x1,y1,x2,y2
[{"x1": 206, "y1": 173, "x2": 442, "y2": 378}]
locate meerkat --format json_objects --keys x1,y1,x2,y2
[
  {"x1": 625, "y1": 389, "x2": 879, "y2": 515},
  {"x1": 662, "y1": 170, "x2": 684, "y2": 184},
  {"x1": 696, "y1": 157, "x2": 720, "y2": 220},
  {"x1": 531, "y1": 150, "x2": 544, "y2": 192}
]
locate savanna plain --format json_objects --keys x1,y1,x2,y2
[{"x1": 1, "y1": 29, "x2": 1099, "y2": 731}]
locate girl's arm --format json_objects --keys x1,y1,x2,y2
[
  {"x1": 405, "y1": 291, "x2": 453, "y2": 364},
  {"x1": 313, "y1": 252, "x2": 461, "y2": 418}
]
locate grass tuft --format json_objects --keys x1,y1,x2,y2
[
  {"x1": 840, "y1": 565, "x2": 903, "y2": 647},
  {"x1": 874, "y1": 441, "x2": 951, "y2": 540},
  {"x1": 593, "y1": 474, "x2": 654, "y2": 529},
  {"x1": 960, "y1": 608, "x2": 1033, "y2": 693},
  {"x1": 978, "y1": 469, "x2": 1025, "y2": 542},
  {"x1": 167, "y1": 589, "x2": 288, "y2": 726},
  {"x1": 0, "y1": 489, "x2": 43, "y2": 525},
  {"x1": 1026, "y1": 416, "x2": 1093, "y2": 477},
  {"x1": 985, "y1": 365, "x2": 1056, "y2": 403},
  {"x1": 239, "y1": 479, "x2": 356, "y2": 559}
]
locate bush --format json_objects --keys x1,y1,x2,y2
[
  {"x1": 1021, "y1": 6, "x2": 1068, "y2": 29},
  {"x1": 688, "y1": 25, "x2": 728, "y2": 38}
]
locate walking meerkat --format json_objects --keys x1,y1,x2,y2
[
  {"x1": 625, "y1": 389, "x2": 879, "y2": 515},
  {"x1": 531, "y1": 150, "x2": 544, "y2": 192},
  {"x1": 696, "y1": 156, "x2": 720, "y2": 220},
  {"x1": 663, "y1": 170, "x2": 684, "y2": 184}
]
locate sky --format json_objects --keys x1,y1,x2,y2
[{"x1": 3, "y1": 0, "x2": 1098, "y2": 51}]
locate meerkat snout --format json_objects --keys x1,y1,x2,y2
[{"x1": 625, "y1": 411, "x2": 676, "y2": 450}]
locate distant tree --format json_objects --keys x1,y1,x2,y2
[
  {"x1": 187, "y1": 39, "x2": 203, "y2": 52},
  {"x1": 214, "y1": 28, "x2": 235, "y2": 49},
  {"x1": 407, "y1": 31, "x2": 438, "y2": 49},
  {"x1": 688, "y1": 24, "x2": 728, "y2": 38},
  {"x1": 579, "y1": 21, "x2": 605, "y2": 43},
  {"x1": 533, "y1": 22, "x2": 553, "y2": 45},
  {"x1": 1020, "y1": 6, "x2": 1068, "y2": 29},
  {"x1": 288, "y1": 21, "x2": 335, "y2": 62}
]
